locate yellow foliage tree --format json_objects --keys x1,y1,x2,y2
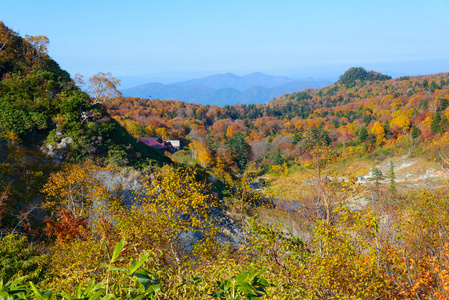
[
  {"x1": 133, "y1": 166, "x2": 219, "y2": 264},
  {"x1": 371, "y1": 121, "x2": 385, "y2": 146},
  {"x1": 190, "y1": 140, "x2": 214, "y2": 167},
  {"x1": 345, "y1": 122, "x2": 359, "y2": 135},
  {"x1": 87, "y1": 72, "x2": 122, "y2": 105},
  {"x1": 144, "y1": 125, "x2": 154, "y2": 136},
  {"x1": 155, "y1": 127, "x2": 170, "y2": 140},
  {"x1": 391, "y1": 115, "x2": 410, "y2": 132},
  {"x1": 126, "y1": 120, "x2": 143, "y2": 137},
  {"x1": 24, "y1": 35, "x2": 49, "y2": 65},
  {"x1": 42, "y1": 161, "x2": 119, "y2": 219}
]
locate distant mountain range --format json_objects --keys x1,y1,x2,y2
[{"x1": 121, "y1": 72, "x2": 332, "y2": 106}]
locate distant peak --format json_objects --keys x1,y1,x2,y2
[
  {"x1": 245, "y1": 71, "x2": 265, "y2": 75},
  {"x1": 220, "y1": 73, "x2": 239, "y2": 77}
]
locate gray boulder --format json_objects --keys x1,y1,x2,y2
[
  {"x1": 57, "y1": 142, "x2": 68, "y2": 150},
  {"x1": 61, "y1": 137, "x2": 74, "y2": 144}
]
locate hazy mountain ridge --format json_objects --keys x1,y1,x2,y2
[
  {"x1": 121, "y1": 72, "x2": 332, "y2": 105},
  {"x1": 172, "y1": 72, "x2": 297, "y2": 90}
]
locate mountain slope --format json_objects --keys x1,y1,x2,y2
[{"x1": 0, "y1": 21, "x2": 168, "y2": 167}]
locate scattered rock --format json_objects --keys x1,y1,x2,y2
[
  {"x1": 46, "y1": 150, "x2": 64, "y2": 164},
  {"x1": 61, "y1": 137, "x2": 74, "y2": 144},
  {"x1": 56, "y1": 142, "x2": 68, "y2": 150}
]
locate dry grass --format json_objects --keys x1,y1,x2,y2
[{"x1": 261, "y1": 151, "x2": 449, "y2": 205}]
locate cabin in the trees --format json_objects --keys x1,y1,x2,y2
[
  {"x1": 166, "y1": 139, "x2": 182, "y2": 150},
  {"x1": 138, "y1": 137, "x2": 168, "y2": 151},
  {"x1": 138, "y1": 137, "x2": 182, "y2": 152}
]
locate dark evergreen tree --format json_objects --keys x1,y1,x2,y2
[
  {"x1": 370, "y1": 167, "x2": 384, "y2": 192},
  {"x1": 358, "y1": 126, "x2": 368, "y2": 142},
  {"x1": 332, "y1": 119, "x2": 340, "y2": 128},
  {"x1": 227, "y1": 132, "x2": 250, "y2": 170},
  {"x1": 431, "y1": 112, "x2": 441, "y2": 134},
  {"x1": 292, "y1": 132, "x2": 301, "y2": 145},
  {"x1": 441, "y1": 115, "x2": 448, "y2": 132},
  {"x1": 437, "y1": 97, "x2": 449, "y2": 112},
  {"x1": 430, "y1": 81, "x2": 439, "y2": 91},
  {"x1": 363, "y1": 114, "x2": 373, "y2": 125},
  {"x1": 411, "y1": 125, "x2": 421, "y2": 139},
  {"x1": 273, "y1": 148, "x2": 284, "y2": 165},
  {"x1": 308, "y1": 123, "x2": 332, "y2": 147}
]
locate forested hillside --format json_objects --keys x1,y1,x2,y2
[
  {"x1": 0, "y1": 20, "x2": 169, "y2": 259},
  {"x1": 0, "y1": 22, "x2": 167, "y2": 167},
  {"x1": 2, "y1": 22, "x2": 449, "y2": 300},
  {"x1": 106, "y1": 66, "x2": 449, "y2": 174}
]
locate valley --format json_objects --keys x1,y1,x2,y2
[{"x1": 2, "y1": 20, "x2": 449, "y2": 299}]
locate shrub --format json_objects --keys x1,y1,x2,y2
[{"x1": 0, "y1": 234, "x2": 47, "y2": 283}]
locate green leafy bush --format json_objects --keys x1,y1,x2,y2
[{"x1": 0, "y1": 234, "x2": 47, "y2": 283}]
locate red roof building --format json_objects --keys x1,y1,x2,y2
[{"x1": 138, "y1": 137, "x2": 167, "y2": 151}]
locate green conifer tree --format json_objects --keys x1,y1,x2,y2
[
  {"x1": 411, "y1": 125, "x2": 421, "y2": 139},
  {"x1": 431, "y1": 112, "x2": 441, "y2": 134},
  {"x1": 358, "y1": 125, "x2": 368, "y2": 142},
  {"x1": 274, "y1": 148, "x2": 284, "y2": 165},
  {"x1": 227, "y1": 132, "x2": 250, "y2": 170},
  {"x1": 440, "y1": 115, "x2": 448, "y2": 132}
]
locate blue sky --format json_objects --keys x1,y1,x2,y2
[{"x1": 2, "y1": 0, "x2": 449, "y2": 84}]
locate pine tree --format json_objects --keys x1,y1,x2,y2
[
  {"x1": 274, "y1": 148, "x2": 284, "y2": 165},
  {"x1": 292, "y1": 132, "x2": 301, "y2": 145},
  {"x1": 431, "y1": 112, "x2": 441, "y2": 134},
  {"x1": 370, "y1": 167, "x2": 384, "y2": 192},
  {"x1": 440, "y1": 115, "x2": 448, "y2": 132},
  {"x1": 358, "y1": 126, "x2": 368, "y2": 142},
  {"x1": 411, "y1": 125, "x2": 421, "y2": 139},
  {"x1": 227, "y1": 132, "x2": 249, "y2": 170}
]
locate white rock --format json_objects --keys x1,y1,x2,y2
[
  {"x1": 57, "y1": 142, "x2": 68, "y2": 149},
  {"x1": 61, "y1": 137, "x2": 74, "y2": 144}
]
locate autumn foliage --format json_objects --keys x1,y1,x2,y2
[{"x1": 4, "y1": 21, "x2": 449, "y2": 299}]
